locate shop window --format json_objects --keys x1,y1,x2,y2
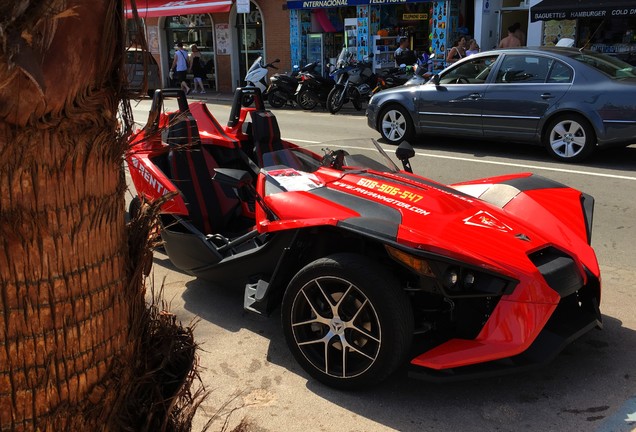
[
  {"x1": 236, "y1": 3, "x2": 264, "y2": 80},
  {"x1": 165, "y1": 14, "x2": 216, "y2": 88}
]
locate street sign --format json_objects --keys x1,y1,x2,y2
[{"x1": 237, "y1": 0, "x2": 250, "y2": 13}]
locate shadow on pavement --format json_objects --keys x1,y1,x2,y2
[{"x1": 178, "y1": 271, "x2": 636, "y2": 432}]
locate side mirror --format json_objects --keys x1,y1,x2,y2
[
  {"x1": 431, "y1": 74, "x2": 441, "y2": 85},
  {"x1": 395, "y1": 142, "x2": 415, "y2": 173}
]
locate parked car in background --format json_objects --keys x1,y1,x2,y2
[
  {"x1": 366, "y1": 47, "x2": 636, "y2": 162},
  {"x1": 125, "y1": 47, "x2": 162, "y2": 97}
]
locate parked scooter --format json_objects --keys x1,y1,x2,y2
[
  {"x1": 326, "y1": 48, "x2": 376, "y2": 114},
  {"x1": 243, "y1": 56, "x2": 280, "y2": 106},
  {"x1": 295, "y1": 62, "x2": 335, "y2": 110},
  {"x1": 266, "y1": 62, "x2": 320, "y2": 108}
]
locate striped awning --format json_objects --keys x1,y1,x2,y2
[{"x1": 125, "y1": 0, "x2": 233, "y2": 18}]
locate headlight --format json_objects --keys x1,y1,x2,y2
[{"x1": 386, "y1": 245, "x2": 516, "y2": 298}]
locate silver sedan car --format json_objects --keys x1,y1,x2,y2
[{"x1": 366, "y1": 47, "x2": 636, "y2": 162}]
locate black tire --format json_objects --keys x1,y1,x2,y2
[
  {"x1": 281, "y1": 253, "x2": 413, "y2": 389},
  {"x1": 352, "y1": 96, "x2": 362, "y2": 111},
  {"x1": 543, "y1": 114, "x2": 596, "y2": 162},
  {"x1": 297, "y1": 89, "x2": 318, "y2": 110},
  {"x1": 378, "y1": 104, "x2": 414, "y2": 145},
  {"x1": 327, "y1": 87, "x2": 345, "y2": 114},
  {"x1": 128, "y1": 196, "x2": 141, "y2": 221},
  {"x1": 267, "y1": 89, "x2": 287, "y2": 108}
]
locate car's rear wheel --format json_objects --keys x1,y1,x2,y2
[
  {"x1": 379, "y1": 105, "x2": 414, "y2": 145},
  {"x1": 543, "y1": 114, "x2": 596, "y2": 162},
  {"x1": 282, "y1": 253, "x2": 413, "y2": 389}
]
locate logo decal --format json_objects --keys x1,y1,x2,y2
[{"x1": 463, "y1": 211, "x2": 512, "y2": 232}]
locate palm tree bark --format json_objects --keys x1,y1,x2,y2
[{"x1": 0, "y1": 1, "x2": 138, "y2": 429}]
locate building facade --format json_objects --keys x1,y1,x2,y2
[{"x1": 126, "y1": 0, "x2": 292, "y2": 92}]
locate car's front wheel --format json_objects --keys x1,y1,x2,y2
[
  {"x1": 543, "y1": 114, "x2": 596, "y2": 162},
  {"x1": 379, "y1": 105, "x2": 414, "y2": 145},
  {"x1": 282, "y1": 253, "x2": 413, "y2": 389}
]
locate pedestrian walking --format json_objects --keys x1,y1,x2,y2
[
  {"x1": 171, "y1": 42, "x2": 190, "y2": 94},
  {"x1": 189, "y1": 44, "x2": 206, "y2": 94}
]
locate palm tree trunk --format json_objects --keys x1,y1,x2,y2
[{"x1": 0, "y1": 1, "x2": 137, "y2": 429}]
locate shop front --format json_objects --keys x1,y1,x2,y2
[
  {"x1": 287, "y1": 0, "x2": 467, "y2": 74},
  {"x1": 124, "y1": 0, "x2": 292, "y2": 93},
  {"x1": 531, "y1": 0, "x2": 636, "y2": 64}
]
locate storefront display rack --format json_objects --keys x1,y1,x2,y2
[{"x1": 372, "y1": 36, "x2": 396, "y2": 72}]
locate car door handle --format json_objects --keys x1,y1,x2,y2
[
  {"x1": 469, "y1": 93, "x2": 482, "y2": 100},
  {"x1": 541, "y1": 93, "x2": 555, "y2": 100}
]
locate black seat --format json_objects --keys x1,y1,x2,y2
[
  {"x1": 165, "y1": 112, "x2": 238, "y2": 235},
  {"x1": 250, "y1": 110, "x2": 286, "y2": 166}
]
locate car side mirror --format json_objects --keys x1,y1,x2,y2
[
  {"x1": 431, "y1": 74, "x2": 441, "y2": 85},
  {"x1": 395, "y1": 142, "x2": 415, "y2": 173}
]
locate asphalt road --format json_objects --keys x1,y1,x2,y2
[{"x1": 127, "y1": 97, "x2": 636, "y2": 432}]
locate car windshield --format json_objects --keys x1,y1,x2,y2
[
  {"x1": 261, "y1": 138, "x2": 400, "y2": 181},
  {"x1": 247, "y1": 56, "x2": 264, "y2": 73},
  {"x1": 573, "y1": 52, "x2": 636, "y2": 79}
]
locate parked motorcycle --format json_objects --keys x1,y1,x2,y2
[
  {"x1": 371, "y1": 65, "x2": 414, "y2": 95},
  {"x1": 295, "y1": 62, "x2": 335, "y2": 110},
  {"x1": 243, "y1": 56, "x2": 280, "y2": 106},
  {"x1": 404, "y1": 53, "x2": 437, "y2": 87},
  {"x1": 266, "y1": 62, "x2": 320, "y2": 108},
  {"x1": 326, "y1": 48, "x2": 376, "y2": 114}
]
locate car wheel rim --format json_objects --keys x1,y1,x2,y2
[
  {"x1": 290, "y1": 276, "x2": 381, "y2": 379},
  {"x1": 549, "y1": 120, "x2": 587, "y2": 158},
  {"x1": 381, "y1": 110, "x2": 406, "y2": 141}
]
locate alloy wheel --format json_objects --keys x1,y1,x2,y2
[{"x1": 290, "y1": 276, "x2": 381, "y2": 379}]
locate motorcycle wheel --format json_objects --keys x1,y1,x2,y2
[
  {"x1": 297, "y1": 90, "x2": 318, "y2": 110},
  {"x1": 327, "y1": 87, "x2": 345, "y2": 114},
  {"x1": 267, "y1": 89, "x2": 287, "y2": 108},
  {"x1": 352, "y1": 96, "x2": 362, "y2": 111}
]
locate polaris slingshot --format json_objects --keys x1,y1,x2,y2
[{"x1": 127, "y1": 88, "x2": 602, "y2": 389}]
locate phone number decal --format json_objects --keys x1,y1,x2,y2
[
  {"x1": 333, "y1": 180, "x2": 430, "y2": 216},
  {"x1": 356, "y1": 179, "x2": 423, "y2": 202}
]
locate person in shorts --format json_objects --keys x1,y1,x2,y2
[{"x1": 171, "y1": 42, "x2": 191, "y2": 94}]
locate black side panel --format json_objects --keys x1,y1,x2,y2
[
  {"x1": 503, "y1": 175, "x2": 567, "y2": 191},
  {"x1": 581, "y1": 193, "x2": 594, "y2": 244},
  {"x1": 309, "y1": 187, "x2": 402, "y2": 240},
  {"x1": 190, "y1": 230, "x2": 298, "y2": 288},
  {"x1": 161, "y1": 227, "x2": 223, "y2": 273},
  {"x1": 528, "y1": 247, "x2": 583, "y2": 298}
]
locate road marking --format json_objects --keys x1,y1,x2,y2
[
  {"x1": 595, "y1": 396, "x2": 636, "y2": 432},
  {"x1": 283, "y1": 138, "x2": 636, "y2": 182}
]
